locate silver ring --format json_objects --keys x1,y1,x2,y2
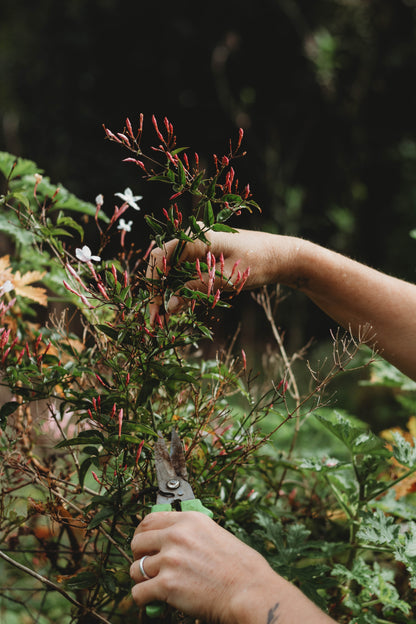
[{"x1": 139, "y1": 555, "x2": 151, "y2": 580}]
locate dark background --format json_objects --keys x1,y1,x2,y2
[{"x1": 1, "y1": 0, "x2": 416, "y2": 378}]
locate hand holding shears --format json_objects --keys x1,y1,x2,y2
[{"x1": 144, "y1": 429, "x2": 212, "y2": 618}]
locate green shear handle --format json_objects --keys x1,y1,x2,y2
[{"x1": 145, "y1": 500, "x2": 213, "y2": 619}]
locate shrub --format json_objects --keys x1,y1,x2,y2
[{"x1": 0, "y1": 117, "x2": 415, "y2": 623}]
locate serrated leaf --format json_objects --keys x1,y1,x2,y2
[
  {"x1": 0, "y1": 151, "x2": 40, "y2": 179},
  {"x1": 357, "y1": 508, "x2": 400, "y2": 545},
  {"x1": 391, "y1": 431, "x2": 416, "y2": 467},
  {"x1": 0, "y1": 213, "x2": 35, "y2": 247},
  {"x1": 314, "y1": 409, "x2": 372, "y2": 452}
]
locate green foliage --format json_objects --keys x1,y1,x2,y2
[{"x1": 1, "y1": 117, "x2": 416, "y2": 624}]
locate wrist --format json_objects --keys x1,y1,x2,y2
[
  {"x1": 226, "y1": 569, "x2": 288, "y2": 624},
  {"x1": 227, "y1": 571, "x2": 337, "y2": 624},
  {"x1": 267, "y1": 235, "x2": 312, "y2": 290}
]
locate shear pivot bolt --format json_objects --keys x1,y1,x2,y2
[{"x1": 166, "y1": 479, "x2": 180, "y2": 490}]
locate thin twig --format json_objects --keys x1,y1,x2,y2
[{"x1": 0, "y1": 549, "x2": 112, "y2": 624}]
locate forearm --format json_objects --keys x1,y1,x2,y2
[
  {"x1": 286, "y1": 240, "x2": 416, "y2": 380},
  {"x1": 228, "y1": 570, "x2": 336, "y2": 624}
]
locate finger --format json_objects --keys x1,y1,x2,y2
[
  {"x1": 131, "y1": 575, "x2": 161, "y2": 608},
  {"x1": 130, "y1": 553, "x2": 159, "y2": 583},
  {"x1": 131, "y1": 528, "x2": 163, "y2": 560},
  {"x1": 131, "y1": 512, "x2": 183, "y2": 557},
  {"x1": 134, "y1": 511, "x2": 181, "y2": 536}
]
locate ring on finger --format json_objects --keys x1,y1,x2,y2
[{"x1": 139, "y1": 555, "x2": 151, "y2": 580}]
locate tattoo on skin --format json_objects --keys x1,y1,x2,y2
[{"x1": 267, "y1": 602, "x2": 280, "y2": 623}]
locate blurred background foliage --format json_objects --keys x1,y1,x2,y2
[{"x1": 1, "y1": 0, "x2": 416, "y2": 424}]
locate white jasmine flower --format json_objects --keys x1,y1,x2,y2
[
  {"x1": 323, "y1": 458, "x2": 339, "y2": 468},
  {"x1": 75, "y1": 245, "x2": 101, "y2": 263},
  {"x1": 117, "y1": 219, "x2": 133, "y2": 232},
  {"x1": 0, "y1": 280, "x2": 14, "y2": 297},
  {"x1": 95, "y1": 194, "x2": 104, "y2": 206},
  {"x1": 114, "y1": 187, "x2": 142, "y2": 211}
]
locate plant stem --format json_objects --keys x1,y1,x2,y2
[{"x1": 0, "y1": 549, "x2": 112, "y2": 624}]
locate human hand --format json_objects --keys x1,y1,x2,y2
[
  {"x1": 146, "y1": 228, "x2": 303, "y2": 325},
  {"x1": 129, "y1": 511, "x2": 280, "y2": 623}
]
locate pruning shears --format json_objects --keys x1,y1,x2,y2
[{"x1": 145, "y1": 429, "x2": 213, "y2": 619}]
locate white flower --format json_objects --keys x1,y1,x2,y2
[
  {"x1": 114, "y1": 187, "x2": 142, "y2": 211},
  {"x1": 117, "y1": 219, "x2": 133, "y2": 232},
  {"x1": 0, "y1": 280, "x2": 14, "y2": 297},
  {"x1": 95, "y1": 194, "x2": 104, "y2": 206},
  {"x1": 323, "y1": 458, "x2": 339, "y2": 468},
  {"x1": 75, "y1": 245, "x2": 101, "y2": 263}
]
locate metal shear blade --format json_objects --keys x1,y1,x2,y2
[{"x1": 154, "y1": 430, "x2": 194, "y2": 506}]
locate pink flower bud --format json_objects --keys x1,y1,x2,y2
[
  {"x1": 97, "y1": 283, "x2": 110, "y2": 300},
  {"x1": 117, "y1": 133, "x2": 130, "y2": 144},
  {"x1": 196, "y1": 258, "x2": 204, "y2": 282},
  {"x1": 92, "y1": 471, "x2": 103, "y2": 485},
  {"x1": 212, "y1": 289, "x2": 221, "y2": 308},
  {"x1": 135, "y1": 440, "x2": 144, "y2": 464},
  {"x1": 152, "y1": 115, "x2": 164, "y2": 142},
  {"x1": 241, "y1": 349, "x2": 247, "y2": 370},
  {"x1": 126, "y1": 117, "x2": 134, "y2": 138}
]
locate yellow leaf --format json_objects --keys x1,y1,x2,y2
[
  {"x1": 407, "y1": 416, "x2": 416, "y2": 438},
  {"x1": 0, "y1": 255, "x2": 11, "y2": 273},
  {"x1": 15, "y1": 284, "x2": 48, "y2": 306}
]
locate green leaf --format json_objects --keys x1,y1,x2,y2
[
  {"x1": 0, "y1": 151, "x2": 40, "y2": 179},
  {"x1": 210, "y1": 223, "x2": 237, "y2": 233},
  {"x1": 221, "y1": 193, "x2": 243, "y2": 203},
  {"x1": 203, "y1": 200, "x2": 214, "y2": 226},
  {"x1": 96, "y1": 324, "x2": 119, "y2": 341},
  {"x1": 216, "y1": 207, "x2": 234, "y2": 222},
  {"x1": 314, "y1": 409, "x2": 383, "y2": 454},
  {"x1": 78, "y1": 456, "x2": 92, "y2": 488},
  {"x1": 56, "y1": 213, "x2": 84, "y2": 240},
  {"x1": 5, "y1": 191, "x2": 31, "y2": 211},
  {"x1": 357, "y1": 508, "x2": 400, "y2": 545},
  {"x1": 50, "y1": 194, "x2": 109, "y2": 222},
  {"x1": 0, "y1": 401, "x2": 19, "y2": 426},
  {"x1": 56, "y1": 429, "x2": 105, "y2": 448},
  {"x1": 87, "y1": 506, "x2": 115, "y2": 529},
  {"x1": 190, "y1": 170, "x2": 205, "y2": 192},
  {"x1": 177, "y1": 159, "x2": 186, "y2": 186},
  {"x1": 0, "y1": 213, "x2": 35, "y2": 247},
  {"x1": 145, "y1": 214, "x2": 164, "y2": 234},
  {"x1": 391, "y1": 431, "x2": 416, "y2": 467},
  {"x1": 64, "y1": 570, "x2": 98, "y2": 590}
]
